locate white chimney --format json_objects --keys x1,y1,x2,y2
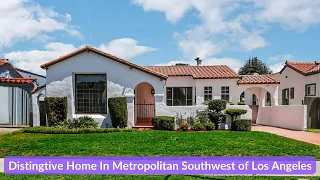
[{"x1": 253, "y1": 73, "x2": 259, "y2": 76}]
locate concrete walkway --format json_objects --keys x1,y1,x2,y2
[
  {"x1": 252, "y1": 125, "x2": 320, "y2": 146},
  {"x1": 0, "y1": 128, "x2": 22, "y2": 133}
]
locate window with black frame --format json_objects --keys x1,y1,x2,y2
[
  {"x1": 75, "y1": 74, "x2": 107, "y2": 113},
  {"x1": 166, "y1": 87, "x2": 192, "y2": 106},
  {"x1": 204, "y1": 86, "x2": 212, "y2": 101},
  {"x1": 221, "y1": 86, "x2": 230, "y2": 101}
]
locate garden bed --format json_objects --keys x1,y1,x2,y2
[{"x1": 21, "y1": 127, "x2": 136, "y2": 134}]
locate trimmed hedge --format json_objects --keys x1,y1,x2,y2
[
  {"x1": 22, "y1": 127, "x2": 136, "y2": 134},
  {"x1": 57, "y1": 116, "x2": 98, "y2": 129},
  {"x1": 231, "y1": 119, "x2": 252, "y2": 131},
  {"x1": 152, "y1": 116, "x2": 175, "y2": 131},
  {"x1": 208, "y1": 99, "x2": 227, "y2": 113},
  {"x1": 44, "y1": 97, "x2": 68, "y2": 126},
  {"x1": 225, "y1": 108, "x2": 248, "y2": 121},
  {"x1": 108, "y1": 97, "x2": 128, "y2": 128}
]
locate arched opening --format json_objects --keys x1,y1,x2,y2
[{"x1": 134, "y1": 82, "x2": 155, "y2": 126}]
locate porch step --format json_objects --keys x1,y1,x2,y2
[{"x1": 133, "y1": 123, "x2": 153, "y2": 130}]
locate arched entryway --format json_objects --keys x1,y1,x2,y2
[{"x1": 134, "y1": 82, "x2": 155, "y2": 126}]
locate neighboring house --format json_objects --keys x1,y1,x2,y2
[
  {"x1": 37, "y1": 46, "x2": 291, "y2": 129},
  {"x1": 272, "y1": 61, "x2": 320, "y2": 105},
  {"x1": 0, "y1": 59, "x2": 37, "y2": 126}
]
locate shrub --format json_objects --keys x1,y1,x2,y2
[
  {"x1": 238, "y1": 102, "x2": 245, "y2": 105},
  {"x1": 22, "y1": 127, "x2": 136, "y2": 134},
  {"x1": 209, "y1": 114, "x2": 226, "y2": 130},
  {"x1": 179, "y1": 122, "x2": 189, "y2": 131},
  {"x1": 57, "y1": 116, "x2": 98, "y2": 129},
  {"x1": 205, "y1": 122, "x2": 215, "y2": 131},
  {"x1": 193, "y1": 122, "x2": 205, "y2": 131},
  {"x1": 186, "y1": 115, "x2": 195, "y2": 127},
  {"x1": 108, "y1": 97, "x2": 128, "y2": 128},
  {"x1": 175, "y1": 113, "x2": 184, "y2": 128},
  {"x1": 44, "y1": 97, "x2": 68, "y2": 126},
  {"x1": 152, "y1": 116, "x2": 175, "y2": 131},
  {"x1": 231, "y1": 119, "x2": 252, "y2": 131},
  {"x1": 226, "y1": 108, "x2": 248, "y2": 121},
  {"x1": 208, "y1": 100, "x2": 227, "y2": 113},
  {"x1": 197, "y1": 113, "x2": 208, "y2": 124}
]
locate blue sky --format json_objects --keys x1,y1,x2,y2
[{"x1": 1, "y1": 0, "x2": 320, "y2": 75}]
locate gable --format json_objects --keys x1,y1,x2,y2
[
  {"x1": 41, "y1": 46, "x2": 167, "y2": 80},
  {"x1": 0, "y1": 61, "x2": 23, "y2": 78}
]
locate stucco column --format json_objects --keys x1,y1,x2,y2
[
  {"x1": 31, "y1": 93, "x2": 41, "y2": 127},
  {"x1": 125, "y1": 94, "x2": 135, "y2": 128},
  {"x1": 154, "y1": 94, "x2": 164, "y2": 116},
  {"x1": 256, "y1": 88, "x2": 267, "y2": 124}
]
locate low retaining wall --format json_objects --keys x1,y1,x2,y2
[
  {"x1": 260, "y1": 105, "x2": 307, "y2": 131},
  {"x1": 155, "y1": 102, "x2": 252, "y2": 129}
]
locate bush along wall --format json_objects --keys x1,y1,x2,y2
[
  {"x1": 231, "y1": 119, "x2": 252, "y2": 131},
  {"x1": 152, "y1": 116, "x2": 175, "y2": 131},
  {"x1": 108, "y1": 97, "x2": 128, "y2": 128},
  {"x1": 44, "y1": 97, "x2": 68, "y2": 126}
]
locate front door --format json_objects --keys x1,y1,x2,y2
[{"x1": 134, "y1": 82, "x2": 155, "y2": 125}]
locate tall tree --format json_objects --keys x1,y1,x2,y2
[{"x1": 238, "y1": 57, "x2": 272, "y2": 75}]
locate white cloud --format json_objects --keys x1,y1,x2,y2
[
  {"x1": 5, "y1": 38, "x2": 156, "y2": 75},
  {"x1": 98, "y1": 38, "x2": 156, "y2": 60},
  {"x1": 269, "y1": 62, "x2": 286, "y2": 73},
  {"x1": 268, "y1": 54, "x2": 294, "y2": 62},
  {"x1": 133, "y1": 0, "x2": 320, "y2": 68},
  {"x1": 253, "y1": 0, "x2": 320, "y2": 32},
  {"x1": 132, "y1": 0, "x2": 268, "y2": 69},
  {"x1": 267, "y1": 54, "x2": 294, "y2": 73},
  {"x1": 0, "y1": 0, "x2": 81, "y2": 48},
  {"x1": 240, "y1": 34, "x2": 268, "y2": 51},
  {"x1": 131, "y1": 0, "x2": 194, "y2": 23}
]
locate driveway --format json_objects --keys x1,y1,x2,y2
[{"x1": 252, "y1": 125, "x2": 320, "y2": 146}]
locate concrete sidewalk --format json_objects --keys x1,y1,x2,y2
[{"x1": 252, "y1": 125, "x2": 320, "y2": 146}]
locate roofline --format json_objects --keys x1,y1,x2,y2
[
  {"x1": 16, "y1": 68, "x2": 46, "y2": 78},
  {"x1": 32, "y1": 84, "x2": 46, "y2": 94},
  {"x1": 41, "y1": 46, "x2": 168, "y2": 80},
  {"x1": 280, "y1": 61, "x2": 320, "y2": 76},
  {"x1": 0, "y1": 61, "x2": 24, "y2": 78}
]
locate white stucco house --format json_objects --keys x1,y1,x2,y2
[
  {"x1": 272, "y1": 61, "x2": 320, "y2": 105},
  {"x1": 33, "y1": 46, "x2": 307, "y2": 130}
]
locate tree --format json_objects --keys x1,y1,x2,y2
[{"x1": 238, "y1": 57, "x2": 272, "y2": 75}]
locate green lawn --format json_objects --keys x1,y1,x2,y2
[
  {"x1": 1, "y1": 131, "x2": 320, "y2": 179},
  {"x1": 308, "y1": 129, "x2": 320, "y2": 134},
  {"x1": 1, "y1": 131, "x2": 320, "y2": 158}
]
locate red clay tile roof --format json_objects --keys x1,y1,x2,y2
[
  {"x1": 0, "y1": 59, "x2": 24, "y2": 78},
  {"x1": 0, "y1": 78, "x2": 36, "y2": 84},
  {"x1": 237, "y1": 75, "x2": 280, "y2": 84},
  {"x1": 145, "y1": 65, "x2": 239, "y2": 79},
  {"x1": 40, "y1": 46, "x2": 168, "y2": 80},
  {"x1": 281, "y1": 61, "x2": 320, "y2": 75}
]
